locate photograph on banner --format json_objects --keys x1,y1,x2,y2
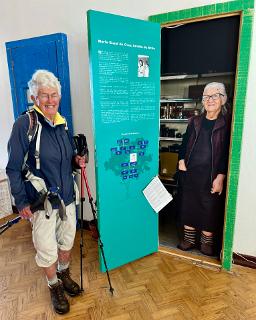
[
  {"x1": 138, "y1": 55, "x2": 149, "y2": 78},
  {"x1": 158, "y1": 15, "x2": 240, "y2": 258}
]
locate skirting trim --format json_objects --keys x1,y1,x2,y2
[{"x1": 233, "y1": 252, "x2": 256, "y2": 269}]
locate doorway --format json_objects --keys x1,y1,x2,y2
[{"x1": 156, "y1": 14, "x2": 240, "y2": 265}]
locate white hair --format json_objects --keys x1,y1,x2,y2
[
  {"x1": 201, "y1": 82, "x2": 228, "y2": 115},
  {"x1": 28, "y1": 70, "x2": 61, "y2": 97},
  {"x1": 203, "y1": 82, "x2": 227, "y2": 97}
]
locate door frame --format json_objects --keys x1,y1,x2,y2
[{"x1": 149, "y1": 0, "x2": 254, "y2": 271}]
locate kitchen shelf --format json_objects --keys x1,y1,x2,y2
[
  {"x1": 160, "y1": 98, "x2": 198, "y2": 103},
  {"x1": 160, "y1": 137, "x2": 183, "y2": 142},
  {"x1": 160, "y1": 118, "x2": 188, "y2": 123},
  {"x1": 160, "y1": 72, "x2": 234, "y2": 81},
  {"x1": 160, "y1": 75, "x2": 198, "y2": 81}
]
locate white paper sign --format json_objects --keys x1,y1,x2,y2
[{"x1": 143, "y1": 176, "x2": 173, "y2": 213}]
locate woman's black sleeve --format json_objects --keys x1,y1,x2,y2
[
  {"x1": 178, "y1": 119, "x2": 193, "y2": 160},
  {"x1": 218, "y1": 119, "x2": 231, "y2": 174}
]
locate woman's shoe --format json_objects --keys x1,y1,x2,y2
[
  {"x1": 177, "y1": 227, "x2": 196, "y2": 251},
  {"x1": 177, "y1": 240, "x2": 195, "y2": 251},
  {"x1": 200, "y1": 243, "x2": 214, "y2": 256},
  {"x1": 200, "y1": 232, "x2": 214, "y2": 256}
]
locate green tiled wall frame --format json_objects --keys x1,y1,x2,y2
[{"x1": 149, "y1": 0, "x2": 254, "y2": 270}]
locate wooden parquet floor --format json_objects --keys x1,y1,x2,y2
[{"x1": 0, "y1": 216, "x2": 255, "y2": 320}]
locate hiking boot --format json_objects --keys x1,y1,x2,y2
[
  {"x1": 57, "y1": 268, "x2": 81, "y2": 296},
  {"x1": 177, "y1": 240, "x2": 195, "y2": 251},
  {"x1": 49, "y1": 281, "x2": 70, "y2": 314},
  {"x1": 200, "y1": 243, "x2": 214, "y2": 256}
]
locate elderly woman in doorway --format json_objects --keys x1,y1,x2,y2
[
  {"x1": 6, "y1": 70, "x2": 86, "y2": 314},
  {"x1": 177, "y1": 82, "x2": 231, "y2": 256}
]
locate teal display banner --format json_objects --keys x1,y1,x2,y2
[{"x1": 87, "y1": 10, "x2": 160, "y2": 271}]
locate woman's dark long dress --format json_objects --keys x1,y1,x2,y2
[{"x1": 179, "y1": 117, "x2": 223, "y2": 232}]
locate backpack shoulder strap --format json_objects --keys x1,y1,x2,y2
[
  {"x1": 23, "y1": 109, "x2": 43, "y2": 170},
  {"x1": 26, "y1": 109, "x2": 39, "y2": 142},
  {"x1": 62, "y1": 116, "x2": 68, "y2": 131}
]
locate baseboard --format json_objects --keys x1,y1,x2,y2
[{"x1": 233, "y1": 252, "x2": 256, "y2": 269}]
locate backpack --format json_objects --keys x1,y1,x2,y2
[
  {"x1": 24, "y1": 109, "x2": 68, "y2": 170},
  {"x1": 24, "y1": 108, "x2": 88, "y2": 170}
]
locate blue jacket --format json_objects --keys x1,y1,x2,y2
[{"x1": 6, "y1": 108, "x2": 76, "y2": 211}]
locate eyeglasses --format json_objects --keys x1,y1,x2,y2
[
  {"x1": 202, "y1": 93, "x2": 224, "y2": 102},
  {"x1": 37, "y1": 93, "x2": 60, "y2": 101}
]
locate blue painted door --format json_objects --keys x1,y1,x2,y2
[{"x1": 6, "y1": 33, "x2": 73, "y2": 132}]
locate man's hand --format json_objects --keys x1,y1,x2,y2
[
  {"x1": 19, "y1": 206, "x2": 33, "y2": 220},
  {"x1": 211, "y1": 174, "x2": 225, "y2": 195},
  {"x1": 178, "y1": 159, "x2": 187, "y2": 171},
  {"x1": 75, "y1": 155, "x2": 86, "y2": 168}
]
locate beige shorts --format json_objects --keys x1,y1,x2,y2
[{"x1": 32, "y1": 202, "x2": 76, "y2": 268}]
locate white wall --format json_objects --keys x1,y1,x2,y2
[
  {"x1": 1, "y1": 0, "x2": 255, "y2": 256},
  {"x1": 233, "y1": 5, "x2": 256, "y2": 256},
  {"x1": 0, "y1": 0, "x2": 225, "y2": 168}
]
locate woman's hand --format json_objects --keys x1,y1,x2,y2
[
  {"x1": 75, "y1": 155, "x2": 86, "y2": 168},
  {"x1": 211, "y1": 174, "x2": 225, "y2": 195},
  {"x1": 19, "y1": 206, "x2": 33, "y2": 220},
  {"x1": 178, "y1": 159, "x2": 187, "y2": 171}
]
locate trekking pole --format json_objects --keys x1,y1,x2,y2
[
  {"x1": 0, "y1": 192, "x2": 47, "y2": 236},
  {"x1": 79, "y1": 167, "x2": 85, "y2": 292},
  {"x1": 73, "y1": 134, "x2": 88, "y2": 293},
  {"x1": 73, "y1": 134, "x2": 113, "y2": 294},
  {"x1": 82, "y1": 167, "x2": 114, "y2": 295},
  {"x1": 0, "y1": 216, "x2": 21, "y2": 235}
]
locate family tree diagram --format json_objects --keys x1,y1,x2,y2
[{"x1": 104, "y1": 137, "x2": 152, "y2": 182}]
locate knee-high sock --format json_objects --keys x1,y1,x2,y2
[
  {"x1": 184, "y1": 228, "x2": 196, "y2": 244},
  {"x1": 201, "y1": 233, "x2": 213, "y2": 245}
]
